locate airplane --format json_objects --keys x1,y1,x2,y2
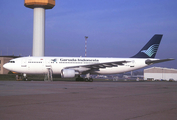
[{"x1": 3, "y1": 34, "x2": 174, "y2": 81}]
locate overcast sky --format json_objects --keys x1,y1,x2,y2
[{"x1": 0, "y1": 0, "x2": 176, "y2": 68}]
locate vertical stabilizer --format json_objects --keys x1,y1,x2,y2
[{"x1": 131, "y1": 34, "x2": 163, "y2": 58}]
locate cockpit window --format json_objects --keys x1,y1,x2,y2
[{"x1": 9, "y1": 61, "x2": 15, "y2": 63}]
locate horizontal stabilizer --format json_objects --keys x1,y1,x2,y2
[{"x1": 145, "y1": 58, "x2": 175, "y2": 65}]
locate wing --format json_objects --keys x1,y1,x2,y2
[{"x1": 64, "y1": 60, "x2": 130, "y2": 70}]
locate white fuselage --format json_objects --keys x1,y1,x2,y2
[{"x1": 3, "y1": 56, "x2": 154, "y2": 75}]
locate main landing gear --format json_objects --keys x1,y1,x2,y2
[
  {"x1": 75, "y1": 73, "x2": 93, "y2": 82},
  {"x1": 84, "y1": 77, "x2": 93, "y2": 82},
  {"x1": 85, "y1": 73, "x2": 93, "y2": 82}
]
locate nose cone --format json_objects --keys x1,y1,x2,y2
[{"x1": 3, "y1": 63, "x2": 13, "y2": 71}]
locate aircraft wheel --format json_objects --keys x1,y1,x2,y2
[
  {"x1": 85, "y1": 78, "x2": 89, "y2": 82},
  {"x1": 89, "y1": 78, "x2": 93, "y2": 82}
]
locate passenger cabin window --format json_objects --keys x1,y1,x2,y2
[{"x1": 28, "y1": 61, "x2": 42, "y2": 63}]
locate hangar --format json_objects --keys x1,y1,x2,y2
[{"x1": 144, "y1": 67, "x2": 177, "y2": 81}]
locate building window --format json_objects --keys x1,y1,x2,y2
[
  {"x1": 0, "y1": 60, "x2": 1, "y2": 64},
  {"x1": 0, "y1": 67, "x2": 1, "y2": 71}
]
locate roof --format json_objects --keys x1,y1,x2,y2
[
  {"x1": 144, "y1": 67, "x2": 177, "y2": 73},
  {"x1": 0, "y1": 56, "x2": 21, "y2": 58}
]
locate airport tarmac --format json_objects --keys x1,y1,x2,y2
[{"x1": 0, "y1": 81, "x2": 177, "y2": 120}]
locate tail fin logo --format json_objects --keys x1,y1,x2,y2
[{"x1": 141, "y1": 44, "x2": 159, "y2": 57}]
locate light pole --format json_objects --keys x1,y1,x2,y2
[{"x1": 85, "y1": 36, "x2": 88, "y2": 57}]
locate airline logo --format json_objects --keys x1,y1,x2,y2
[
  {"x1": 141, "y1": 44, "x2": 159, "y2": 57},
  {"x1": 51, "y1": 59, "x2": 57, "y2": 62}
]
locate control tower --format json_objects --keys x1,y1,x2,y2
[{"x1": 24, "y1": 0, "x2": 55, "y2": 56}]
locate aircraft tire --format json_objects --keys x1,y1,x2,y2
[
  {"x1": 89, "y1": 78, "x2": 93, "y2": 82},
  {"x1": 85, "y1": 78, "x2": 89, "y2": 82}
]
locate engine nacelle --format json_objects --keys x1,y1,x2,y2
[{"x1": 61, "y1": 69, "x2": 78, "y2": 78}]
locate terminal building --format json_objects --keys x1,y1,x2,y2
[{"x1": 144, "y1": 67, "x2": 177, "y2": 81}]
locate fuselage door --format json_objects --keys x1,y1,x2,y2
[
  {"x1": 21, "y1": 59, "x2": 27, "y2": 67},
  {"x1": 45, "y1": 59, "x2": 51, "y2": 67}
]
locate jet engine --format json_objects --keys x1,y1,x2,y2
[{"x1": 61, "y1": 69, "x2": 79, "y2": 78}]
